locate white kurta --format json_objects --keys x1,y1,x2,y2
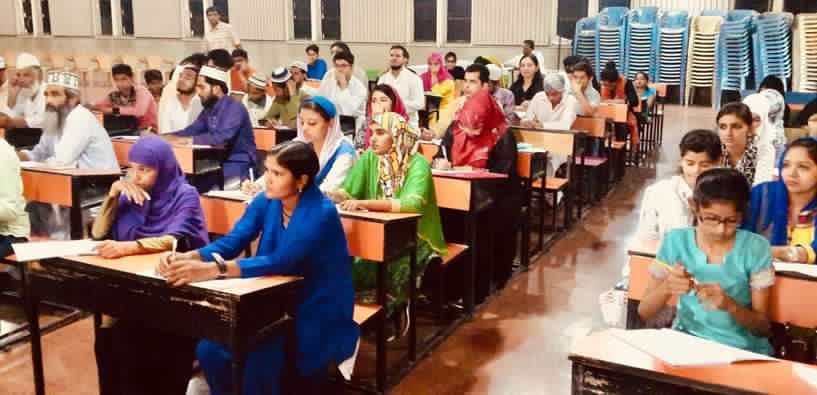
[
  {"x1": 636, "y1": 175, "x2": 695, "y2": 243},
  {"x1": 242, "y1": 95, "x2": 274, "y2": 128},
  {"x1": 24, "y1": 105, "x2": 119, "y2": 170},
  {"x1": 318, "y1": 74, "x2": 367, "y2": 132},
  {"x1": 0, "y1": 81, "x2": 10, "y2": 114},
  {"x1": 158, "y1": 94, "x2": 203, "y2": 134},
  {"x1": 523, "y1": 92, "x2": 578, "y2": 131},
  {"x1": 377, "y1": 68, "x2": 425, "y2": 129},
  {"x1": 9, "y1": 83, "x2": 46, "y2": 129}
]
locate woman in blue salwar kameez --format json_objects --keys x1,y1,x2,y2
[{"x1": 159, "y1": 140, "x2": 359, "y2": 394}]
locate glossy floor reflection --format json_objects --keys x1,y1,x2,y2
[{"x1": 0, "y1": 105, "x2": 714, "y2": 394}]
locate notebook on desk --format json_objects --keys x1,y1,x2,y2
[
  {"x1": 11, "y1": 239, "x2": 100, "y2": 261},
  {"x1": 773, "y1": 261, "x2": 817, "y2": 279},
  {"x1": 608, "y1": 328, "x2": 777, "y2": 367}
]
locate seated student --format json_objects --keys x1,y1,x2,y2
[
  {"x1": 158, "y1": 140, "x2": 359, "y2": 395},
  {"x1": 433, "y1": 90, "x2": 521, "y2": 298},
  {"x1": 800, "y1": 99, "x2": 817, "y2": 137},
  {"x1": 743, "y1": 93, "x2": 779, "y2": 163},
  {"x1": 91, "y1": 136, "x2": 209, "y2": 395},
  {"x1": 421, "y1": 52, "x2": 456, "y2": 117},
  {"x1": 427, "y1": 64, "x2": 491, "y2": 140},
  {"x1": 318, "y1": 51, "x2": 367, "y2": 134},
  {"x1": 229, "y1": 48, "x2": 255, "y2": 94},
  {"x1": 744, "y1": 137, "x2": 817, "y2": 264},
  {"x1": 444, "y1": 52, "x2": 465, "y2": 81},
  {"x1": 559, "y1": 55, "x2": 583, "y2": 94},
  {"x1": 509, "y1": 54, "x2": 544, "y2": 109},
  {"x1": 633, "y1": 71, "x2": 656, "y2": 113},
  {"x1": 167, "y1": 65, "x2": 257, "y2": 188},
  {"x1": 759, "y1": 75, "x2": 791, "y2": 127},
  {"x1": 599, "y1": 62, "x2": 640, "y2": 149},
  {"x1": 503, "y1": 40, "x2": 546, "y2": 76},
  {"x1": 290, "y1": 61, "x2": 315, "y2": 97},
  {"x1": 757, "y1": 88, "x2": 787, "y2": 161},
  {"x1": 520, "y1": 73, "x2": 577, "y2": 130},
  {"x1": 486, "y1": 64, "x2": 515, "y2": 125},
  {"x1": 158, "y1": 54, "x2": 206, "y2": 133},
  {"x1": 717, "y1": 102, "x2": 776, "y2": 186},
  {"x1": 332, "y1": 112, "x2": 446, "y2": 337},
  {"x1": 305, "y1": 44, "x2": 328, "y2": 80},
  {"x1": 92, "y1": 64, "x2": 159, "y2": 131},
  {"x1": 569, "y1": 61, "x2": 601, "y2": 117},
  {"x1": 639, "y1": 168, "x2": 774, "y2": 355},
  {"x1": 0, "y1": 127, "x2": 30, "y2": 289},
  {"x1": 144, "y1": 69, "x2": 164, "y2": 104},
  {"x1": 265, "y1": 67, "x2": 303, "y2": 129},
  {"x1": 242, "y1": 73, "x2": 273, "y2": 128},
  {"x1": 361, "y1": 84, "x2": 408, "y2": 149},
  {"x1": 245, "y1": 97, "x2": 356, "y2": 195}
]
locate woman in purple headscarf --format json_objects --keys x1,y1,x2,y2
[{"x1": 91, "y1": 135, "x2": 209, "y2": 395}]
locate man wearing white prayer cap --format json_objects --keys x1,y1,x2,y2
[
  {"x1": 168, "y1": 65, "x2": 256, "y2": 189},
  {"x1": 19, "y1": 70, "x2": 119, "y2": 239},
  {"x1": 241, "y1": 72, "x2": 273, "y2": 127},
  {"x1": 0, "y1": 53, "x2": 46, "y2": 131},
  {"x1": 486, "y1": 63, "x2": 515, "y2": 124}
]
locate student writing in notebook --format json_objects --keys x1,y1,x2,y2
[
  {"x1": 90, "y1": 136, "x2": 209, "y2": 394},
  {"x1": 638, "y1": 168, "x2": 775, "y2": 355},
  {"x1": 744, "y1": 137, "x2": 817, "y2": 264}
]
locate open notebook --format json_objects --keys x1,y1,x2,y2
[
  {"x1": 12, "y1": 240, "x2": 100, "y2": 261},
  {"x1": 773, "y1": 261, "x2": 817, "y2": 278},
  {"x1": 608, "y1": 328, "x2": 777, "y2": 367}
]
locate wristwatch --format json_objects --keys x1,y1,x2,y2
[{"x1": 212, "y1": 252, "x2": 228, "y2": 280}]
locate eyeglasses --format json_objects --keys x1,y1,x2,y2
[{"x1": 698, "y1": 215, "x2": 741, "y2": 227}]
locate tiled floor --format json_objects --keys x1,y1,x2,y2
[{"x1": 0, "y1": 105, "x2": 715, "y2": 394}]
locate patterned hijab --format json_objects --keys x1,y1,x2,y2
[{"x1": 373, "y1": 112, "x2": 420, "y2": 198}]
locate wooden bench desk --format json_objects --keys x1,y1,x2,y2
[
  {"x1": 21, "y1": 253, "x2": 301, "y2": 395},
  {"x1": 252, "y1": 127, "x2": 297, "y2": 152},
  {"x1": 595, "y1": 102, "x2": 629, "y2": 123},
  {"x1": 20, "y1": 166, "x2": 122, "y2": 239},
  {"x1": 111, "y1": 137, "x2": 225, "y2": 190},
  {"x1": 571, "y1": 329, "x2": 815, "y2": 394}
]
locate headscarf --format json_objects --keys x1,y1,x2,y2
[
  {"x1": 743, "y1": 137, "x2": 817, "y2": 250},
  {"x1": 451, "y1": 90, "x2": 508, "y2": 168},
  {"x1": 421, "y1": 52, "x2": 453, "y2": 92},
  {"x1": 372, "y1": 112, "x2": 421, "y2": 198},
  {"x1": 112, "y1": 136, "x2": 209, "y2": 250},
  {"x1": 295, "y1": 96, "x2": 347, "y2": 171},
  {"x1": 743, "y1": 93, "x2": 774, "y2": 147},
  {"x1": 364, "y1": 86, "x2": 408, "y2": 148}
]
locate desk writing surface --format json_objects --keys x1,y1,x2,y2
[
  {"x1": 112, "y1": 138, "x2": 214, "y2": 174},
  {"x1": 572, "y1": 330, "x2": 814, "y2": 395},
  {"x1": 21, "y1": 167, "x2": 121, "y2": 207},
  {"x1": 595, "y1": 102, "x2": 628, "y2": 123},
  {"x1": 64, "y1": 254, "x2": 300, "y2": 297}
]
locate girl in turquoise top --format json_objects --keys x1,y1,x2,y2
[{"x1": 639, "y1": 168, "x2": 775, "y2": 355}]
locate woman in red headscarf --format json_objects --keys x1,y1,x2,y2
[
  {"x1": 433, "y1": 90, "x2": 522, "y2": 300},
  {"x1": 421, "y1": 52, "x2": 455, "y2": 118},
  {"x1": 361, "y1": 84, "x2": 408, "y2": 149}
]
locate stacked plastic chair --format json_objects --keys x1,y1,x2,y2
[
  {"x1": 656, "y1": 11, "x2": 690, "y2": 104},
  {"x1": 713, "y1": 10, "x2": 757, "y2": 109},
  {"x1": 793, "y1": 14, "x2": 817, "y2": 92},
  {"x1": 686, "y1": 15, "x2": 723, "y2": 106},
  {"x1": 624, "y1": 7, "x2": 659, "y2": 80},
  {"x1": 596, "y1": 7, "x2": 628, "y2": 76},
  {"x1": 573, "y1": 16, "x2": 599, "y2": 71},
  {"x1": 753, "y1": 13, "x2": 793, "y2": 91}
]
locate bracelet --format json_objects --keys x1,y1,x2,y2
[{"x1": 788, "y1": 246, "x2": 800, "y2": 262}]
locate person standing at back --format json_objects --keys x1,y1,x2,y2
[
  {"x1": 203, "y1": 6, "x2": 241, "y2": 52},
  {"x1": 377, "y1": 45, "x2": 425, "y2": 129}
]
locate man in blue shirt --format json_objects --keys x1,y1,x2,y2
[
  {"x1": 305, "y1": 44, "x2": 327, "y2": 80},
  {"x1": 167, "y1": 65, "x2": 256, "y2": 188}
]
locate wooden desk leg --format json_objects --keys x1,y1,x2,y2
[
  {"x1": 376, "y1": 263, "x2": 387, "y2": 393},
  {"x1": 408, "y1": 248, "x2": 417, "y2": 362},
  {"x1": 70, "y1": 206, "x2": 83, "y2": 240},
  {"x1": 22, "y1": 266, "x2": 45, "y2": 395},
  {"x1": 538, "y1": 175, "x2": 546, "y2": 251},
  {"x1": 520, "y1": 180, "x2": 531, "y2": 269},
  {"x1": 464, "y1": 213, "x2": 476, "y2": 316}
]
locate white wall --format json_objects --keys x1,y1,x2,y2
[
  {"x1": 49, "y1": 0, "x2": 94, "y2": 37},
  {"x1": 0, "y1": 0, "x2": 16, "y2": 35}
]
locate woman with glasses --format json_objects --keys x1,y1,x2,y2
[
  {"x1": 744, "y1": 137, "x2": 817, "y2": 264},
  {"x1": 638, "y1": 168, "x2": 774, "y2": 355}
]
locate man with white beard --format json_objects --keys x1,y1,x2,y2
[{"x1": 0, "y1": 53, "x2": 46, "y2": 131}]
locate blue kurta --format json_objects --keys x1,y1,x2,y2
[
  {"x1": 173, "y1": 95, "x2": 257, "y2": 181},
  {"x1": 307, "y1": 59, "x2": 327, "y2": 80},
  {"x1": 196, "y1": 183, "x2": 359, "y2": 394}
]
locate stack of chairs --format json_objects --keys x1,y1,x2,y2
[
  {"x1": 685, "y1": 15, "x2": 723, "y2": 106},
  {"x1": 714, "y1": 10, "x2": 757, "y2": 109},
  {"x1": 752, "y1": 13, "x2": 793, "y2": 91},
  {"x1": 656, "y1": 10, "x2": 690, "y2": 104},
  {"x1": 793, "y1": 14, "x2": 817, "y2": 92},
  {"x1": 595, "y1": 7, "x2": 629, "y2": 76},
  {"x1": 624, "y1": 6, "x2": 660, "y2": 80},
  {"x1": 573, "y1": 16, "x2": 599, "y2": 70}
]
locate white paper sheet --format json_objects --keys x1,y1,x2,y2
[
  {"x1": 794, "y1": 364, "x2": 817, "y2": 388},
  {"x1": 113, "y1": 136, "x2": 140, "y2": 141},
  {"x1": 19, "y1": 161, "x2": 75, "y2": 170},
  {"x1": 205, "y1": 190, "x2": 252, "y2": 202},
  {"x1": 609, "y1": 328, "x2": 778, "y2": 367},
  {"x1": 11, "y1": 240, "x2": 101, "y2": 262},
  {"x1": 774, "y1": 261, "x2": 817, "y2": 278}
]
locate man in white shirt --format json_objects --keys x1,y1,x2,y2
[
  {"x1": 522, "y1": 73, "x2": 577, "y2": 131},
  {"x1": 504, "y1": 40, "x2": 546, "y2": 74},
  {"x1": 377, "y1": 45, "x2": 424, "y2": 129},
  {"x1": 158, "y1": 64, "x2": 203, "y2": 133},
  {"x1": 203, "y1": 6, "x2": 241, "y2": 52},
  {"x1": 242, "y1": 73, "x2": 273, "y2": 128},
  {"x1": 319, "y1": 51, "x2": 367, "y2": 133},
  {"x1": 0, "y1": 53, "x2": 46, "y2": 131}
]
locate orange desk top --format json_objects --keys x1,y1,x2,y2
[
  {"x1": 595, "y1": 102, "x2": 628, "y2": 123},
  {"x1": 21, "y1": 167, "x2": 121, "y2": 207},
  {"x1": 572, "y1": 330, "x2": 816, "y2": 395}
]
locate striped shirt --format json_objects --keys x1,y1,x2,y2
[{"x1": 204, "y1": 21, "x2": 240, "y2": 52}]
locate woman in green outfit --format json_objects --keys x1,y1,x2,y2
[{"x1": 333, "y1": 112, "x2": 447, "y2": 340}]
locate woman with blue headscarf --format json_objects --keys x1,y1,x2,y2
[
  {"x1": 91, "y1": 136, "x2": 209, "y2": 394},
  {"x1": 744, "y1": 137, "x2": 817, "y2": 264}
]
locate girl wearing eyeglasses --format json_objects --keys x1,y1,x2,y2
[
  {"x1": 639, "y1": 168, "x2": 774, "y2": 355},
  {"x1": 744, "y1": 137, "x2": 817, "y2": 264}
]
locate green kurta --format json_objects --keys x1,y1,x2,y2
[{"x1": 338, "y1": 150, "x2": 447, "y2": 314}]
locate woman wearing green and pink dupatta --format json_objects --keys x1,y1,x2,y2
[{"x1": 334, "y1": 112, "x2": 447, "y2": 335}]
